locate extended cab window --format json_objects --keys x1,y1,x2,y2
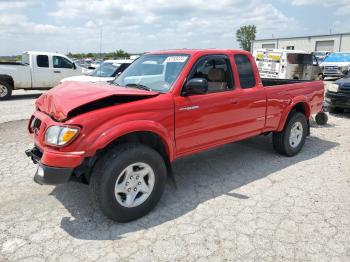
[
  {"x1": 234, "y1": 54, "x2": 256, "y2": 89},
  {"x1": 191, "y1": 56, "x2": 233, "y2": 93},
  {"x1": 37, "y1": 55, "x2": 49, "y2": 68},
  {"x1": 53, "y1": 56, "x2": 73, "y2": 69}
]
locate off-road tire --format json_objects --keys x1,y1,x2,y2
[
  {"x1": 90, "y1": 143, "x2": 167, "y2": 222},
  {"x1": 272, "y1": 112, "x2": 308, "y2": 156},
  {"x1": 0, "y1": 80, "x2": 12, "y2": 100}
]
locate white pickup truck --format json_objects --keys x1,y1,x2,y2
[{"x1": 0, "y1": 51, "x2": 83, "y2": 100}]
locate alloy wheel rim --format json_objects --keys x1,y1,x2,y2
[
  {"x1": 289, "y1": 122, "x2": 303, "y2": 148},
  {"x1": 0, "y1": 85, "x2": 8, "y2": 98},
  {"x1": 114, "y1": 162, "x2": 155, "y2": 208}
]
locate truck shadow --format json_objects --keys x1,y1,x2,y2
[{"x1": 50, "y1": 134, "x2": 338, "y2": 240}]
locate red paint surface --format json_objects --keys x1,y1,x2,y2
[{"x1": 29, "y1": 49, "x2": 324, "y2": 168}]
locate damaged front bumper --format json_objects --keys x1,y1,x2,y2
[{"x1": 25, "y1": 147, "x2": 73, "y2": 185}]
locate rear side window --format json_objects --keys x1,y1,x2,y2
[
  {"x1": 37, "y1": 55, "x2": 49, "y2": 68},
  {"x1": 234, "y1": 54, "x2": 256, "y2": 89}
]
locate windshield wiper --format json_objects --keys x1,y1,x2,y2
[{"x1": 125, "y1": 83, "x2": 152, "y2": 91}]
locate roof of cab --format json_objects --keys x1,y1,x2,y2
[
  {"x1": 23, "y1": 51, "x2": 69, "y2": 56},
  {"x1": 146, "y1": 49, "x2": 251, "y2": 56}
]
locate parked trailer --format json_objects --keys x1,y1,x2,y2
[{"x1": 253, "y1": 49, "x2": 323, "y2": 80}]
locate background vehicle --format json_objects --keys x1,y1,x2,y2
[
  {"x1": 253, "y1": 49, "x2": 323, "y2": 80},
  {"x1": 0, "y1": 51, "x2": 83, "y2": 100},
  {"x1": 26, "y1": 49, "x2": 324, "y2": 222},
  {"x1": 90, "y1": 59, "x2": 103, "y2": 69},
  {"x1": 321, "y1": 52, "x2": 350, "y2": 78},
  {"x1": 61, "y1": 59, "x2": 133, "y2": 83},
  {"x1": 312, "y1": 51, "x2": 330, "y2": 63},
  {"x1": 325, "y1": 71, "x2": 350, "y2": 113}
]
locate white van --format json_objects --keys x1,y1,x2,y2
[{"x1": 253, "y1": 49, "x2": 323, "y2": 80}]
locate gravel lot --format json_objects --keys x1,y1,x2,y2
[{"x1": 0, "y1": 90, "x2": 350, "y2": 261}]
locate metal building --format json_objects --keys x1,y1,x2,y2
[{"x1": 252, "y1": 32, "x2": 350, "y2": 53}]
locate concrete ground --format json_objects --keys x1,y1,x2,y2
[{"x1": 0, "y1": 90, "x2": 350, "y2": 261}]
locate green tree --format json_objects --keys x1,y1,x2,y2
[
  {"x1": 236, "y1": 25, "x2": 256, "y2": 51},
  {"x1": 86, "y1": 53, "x2": 94, "y2": 58},
  {"x1": 114, "y1": 49, "x2": 129, "y2": 58}
]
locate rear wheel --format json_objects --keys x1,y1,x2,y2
[
  {"x1": 0, "y1": 81, "x2": 12, "y2": 100},
  {"x1": 90, "y1": 143, "x2": 167, "y2": 222},
  {"x1": 273, "y1": 112, "x2": 308, "y2": 156}
]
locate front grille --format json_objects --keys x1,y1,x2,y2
[
  {"x1": 324, "y1": 66, "x2": 341, "y2": 75},
  {"x1": 339, "y1": 89, "x2": 350, "y2": 94},
  {"x1": 30, "y1": 117, "x2": 42, "y2": 134}
]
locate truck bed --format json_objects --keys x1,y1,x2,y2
[
  {"x1": 262, "y1": 78, "x2": 312, "y2": 87},
  {"x1": 0, "y1": 62, "x2": 27, "y2": 66}
]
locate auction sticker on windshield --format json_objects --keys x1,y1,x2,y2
[{"x1": 165, "y1": 56, "x2": 188, "y2": 63}]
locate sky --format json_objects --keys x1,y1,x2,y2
[{"x1": 0, "y1": 0, "x2": 349, "y2": 56}]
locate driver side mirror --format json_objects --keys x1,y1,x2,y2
[{"x1": 182, "y1": 78, "x2": 208, "y2": 96}]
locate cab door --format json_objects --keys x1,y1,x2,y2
[
  {"x1": 174, "y1": 55, "x2": 238, "y2": 155},
  {"x1": 31, "y1": 54, "x2": 55, "y2": 88},
  {"x1": 174, "y1": 54, "x2": 266, "y2": 157},
  {"x1": 51, "y1": 55, "x2": 78, "y2": 86}
]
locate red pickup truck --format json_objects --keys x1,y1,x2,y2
[{"x1": 26, "y1": 49, "x2": 324, "y2": 222}]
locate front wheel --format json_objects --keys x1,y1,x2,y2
[
  {"x1": 90, "y1": 143, "x2": 167, "y2": 222},
  {"x1": 0, "y1": 81, "x2": 12, "y2": 100},
  {"x1": 273, "y1": 112, "x2": 308, "y2": 156}
]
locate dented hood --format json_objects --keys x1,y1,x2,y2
[{"x1": 36, "y1": 81, "x2": 159, "y2": 121}]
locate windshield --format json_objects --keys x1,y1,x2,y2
[
  {"x1": 89, "y1": 62, "x2": 120, "y2": 77},
  {"x1": 113, "y1": 54, "x2": 190, "y2": 93},
  {"x1": 324, "y1": 53, "x2": 350, "y2": 63}
]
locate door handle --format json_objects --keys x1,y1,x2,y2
[{"x1": 54, "y1": 70, "x2": 61, "y2": 73}]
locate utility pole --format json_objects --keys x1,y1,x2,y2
[{"x1": 99, "y1": 26, "x2": 103, "y2": 59}]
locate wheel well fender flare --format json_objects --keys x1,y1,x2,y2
[
  {"x1": 277, "y1": 96, "x2": 310, "y2": 132},
  {"x1": 0, "y1": 74, "x2": 14, "y2": 87},
  {"x1": 88, "y1": 120, "x2": 175, "y2": 161}
]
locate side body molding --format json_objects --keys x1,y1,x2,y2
[{"x1": 277, "y1": 95, "x2": 311, "y2": 132}]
